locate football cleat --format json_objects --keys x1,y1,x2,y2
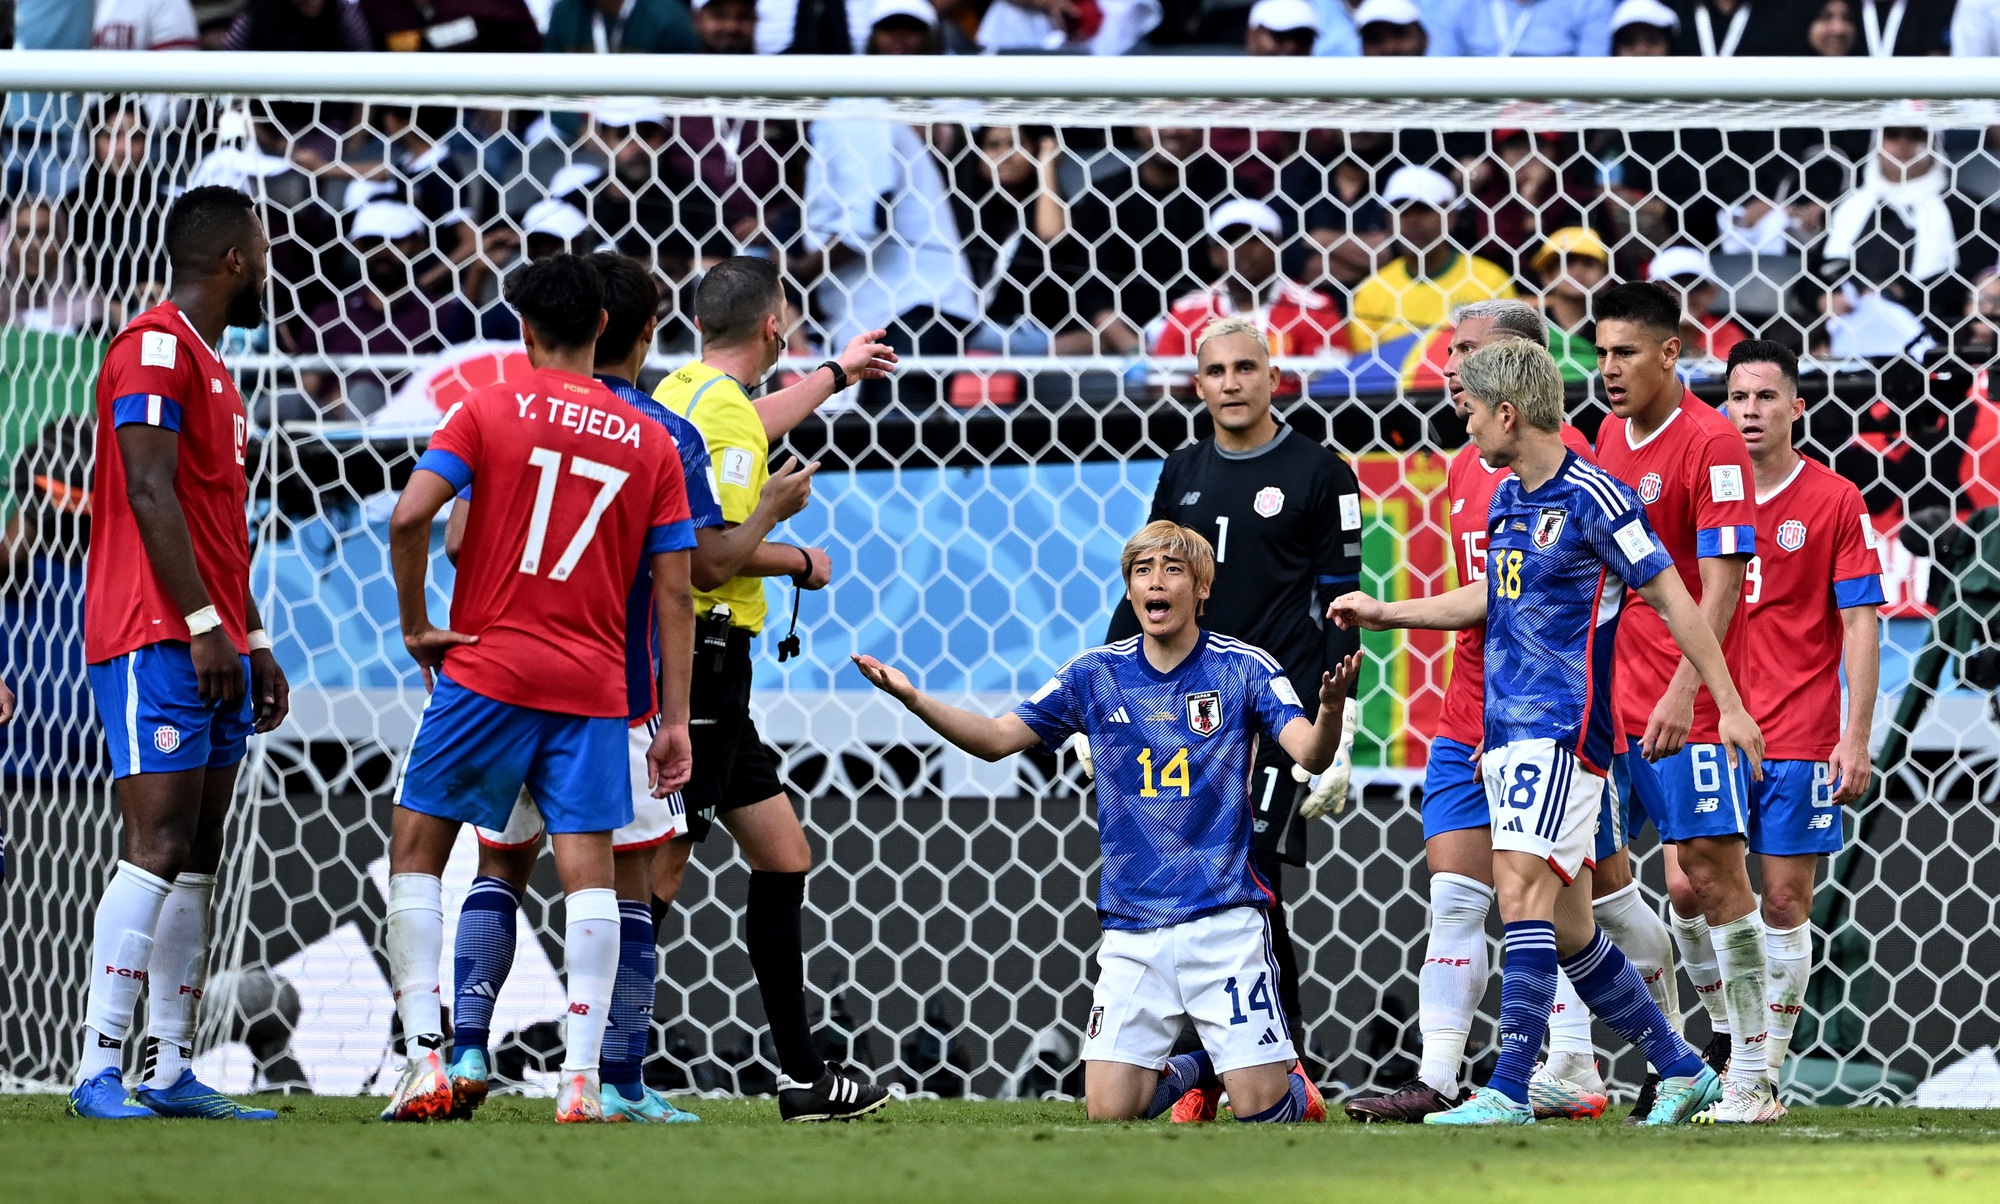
[
  {"x1": 1423, "y1": 1086, "x2": 1535, "y2": 1127},
  {"x1": 1699, "y1": 1031, "x2": 1732, "y2": 1078},
  {"x1": 1528, "y1": 1056, "x2": 1609, "y2": 1120},
  {"x1": 600, "y1": 1083, "x2": 702, "y2": 1123},
  {"x1": 1169, "y1": 1085, "x2": 1219, "y2": 1123},
  {"x1": 1642, "y1": 1065, "x2": 1723, "y2": 1126},
  {"x1": 1342, "y1": 1078, "x2": 1461, "y2": 1124},
  {"x1": 67, "y1": 1069, "x2": 155, "y2": 1120},
  {"x1": 1293, "y1": 1063, "x2": 1327, "y2": 1123},
  {"x1": 1622, "y1": 1072, "x2": 1660, "y2": 1125},
  {"x1": 447, "y1": 1048, "x2": 490, "y2": 1120},
  {"x1": 554, "y1": 1071, "x2": 604, "y2": 1123},
  {"x1": 1690, "y1": 1077, "x2": 1787, "y2": 1125},
  {"x1": 135, "y1": 1069, "x2": 277, "y2": 1120},
  {"x1": 379, "y1": 1048, "x2": 454, "y2": 1123},
  {"x1": 778, "y1": 1069, "x2": 891, "y2": 1123}
]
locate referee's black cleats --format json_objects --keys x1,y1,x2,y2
[{"x1": 778, "y1": 1069, "x2": 891, "y2": 1123}]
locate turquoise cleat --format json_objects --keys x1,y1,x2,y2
[
  {"x1": 67, "y1": 1069, "x2": 156, "y2": 1120},
  {"x1": 447, "y1": 1048, "x2": 491, "y2": 1119},
  {"x1": 1422, "y1": 1086, "x2": 1536, "y2": 1126},
  {"x1": 600, "y1": 1083, "x2": 702, "y2": 1123},
  {"x1": 134, "y1": 1070, "x2": 277, "y2": 1120},
  {"x1": 1643, "y1": 1065, "x2": 1723, "y2": 1126}
]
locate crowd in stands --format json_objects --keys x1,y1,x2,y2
[{"x1": 4, "y1": 0, "x2": 2000, "y2": 413}]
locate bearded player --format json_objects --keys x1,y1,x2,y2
[
  {"x1": 70, "y1": 187, "x2": 289, "y2": 1122},
  {"x1": 1717, "y1": 340, "x2": 1882, "y2": 1118}
]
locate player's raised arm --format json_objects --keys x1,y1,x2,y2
[
  {"x1": 1277, "y1": 652, "x2": 1365, "y2": 775},
  {"x1": 851, "y1": 655, "x2": 1042, "y2": 762},
  {"x1": 1328, "y1": 583, "x2": 1487, "y2": 632},
  {"x1": 1633, "y1": 568, "x2": 1763, "y2": 779}
]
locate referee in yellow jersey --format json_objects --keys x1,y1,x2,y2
[{"x1": 652, "y1": 255, "x2": 896, "y2": 1121}]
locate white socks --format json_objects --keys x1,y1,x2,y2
[
  {"x1": 1670, "y1": 910, "x2": 1730, "y2": 1036},
  {"x1": 560, "y1": 888, "x2": 621, "y2": 1075},
  {"x1": 386, "y1": 873, "x2": 446, "y2": 1054},
  {"x1": 79, "y1": 861, "x2": 173, "y2": 1081},
  {"x1": 1765, "y1": 920, "x2": 1812, "y2": 1074},
  {"x1": 1417, "y1": 872, "x2": 1492, "y2": 1096},
  {"x1": 1548, "y1": 970, "x2": 1594, "y2": 1057},
  {"x1": 1592, "y1": 881, "x2": 1682, "y2": 1037},
  {"x1": 1711, "y1": 910, "x2": 1770, "y2": 1083},
  {"x1": 144, "y1": 872, "x2": 216, "y2": 1088}
]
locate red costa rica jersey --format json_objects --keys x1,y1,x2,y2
[
  {"x1": 1740, "y1": 456, "x2": 1885, "y2": 760},
  {"x1": 1594, "y1": 391, "x2": 1758, "y2": 744},
  {"x1": 416, "y1": 367, "x2": 695, "y2": 718},
  {"x1": 85, "y1": 302, "x2": 251, "y2": 664},
  {"x1": 1433, "y1": 423, "x2": 1593, "y2": 747}
]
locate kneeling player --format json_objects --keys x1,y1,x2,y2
[
  {"x1": 854, "y1": 521, "x2": 1358, "y2": 1122},
  {"x1": 1333, "y1": 338, "x2": 1763, "y2": 1125}
]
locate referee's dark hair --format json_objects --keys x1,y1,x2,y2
[
  {"x1": 696, "y1": 255, "x2": 783, "y2": 348},
  {"x1": 1725, "y1": 339, "x2": 1800, "y2": 393},
  {"x1": 506, "y1": 253, "x2": 604, "y2": 350},
  {"x1": 1594, "y1": 281, "x2": 1682, "y2": 342},
  {"x1": 585, "y1": 251, "x2": 661, "y2": 368},
  {"x1": 164, "y1": 186, "x2": 260, "y2": 277}
]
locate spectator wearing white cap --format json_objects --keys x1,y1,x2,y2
[
  {"x1": 694, "y1": 0, "x2": 761, "y2": 51},
  {"x1": 1428, "y1": 0, "x2": 1613, "y2": 57},
  {"x1": 560, "y1": 101, "x2": 686, "y2": 262},
  {"x1": 1355, "y1": 0, "x2": 1429, "y2": 54},
  {"x1": 475, "y1": 200, "x2": 597, "y2": 341},
  {"x1": 975, "y1": 0, "x2": 1163, "y2": 54},
  {"x1": 1609, "y1": 0, "x2": 1676, "y2": 53},
  {"x1": 1247, "y1": 0, "x2": 1322, "y2": 53},
  {"x1": 1151, "y1": 199, "x2": 1348, "y2": 361},
  {"x1": 544, "y1": 0, "x2": 697, "y2": 55},
  {"x1": 1646, "y1": 245, "x2": 1748, "y2": 361},
  {"x1": 1349, "y1": 165, "x2": 1513, "y2": 350}
]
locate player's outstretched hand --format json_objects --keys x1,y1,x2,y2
[
  {"x1": 1828, "y1": 734, "x2": 1871, "y2": 806},
  {"x1": 838, "y1": 329, "x2": 899, "y2": 382},
  {"x1": 1320, "y1": 651, "x2": 1364, "y2": 711},
  {"x1": 648, "y1": 721, "x2": 693, "y2": 797},
  {"x1": 1716, "y1": 707, "x2": 1766, "y2": 783},
  {"x1": 760, "y1": 456, "x2": 820, "y2": 524},
  {"x1": 851, "y1": 654, "x2": 916, "y2": 703},
  {"x1": 250, "y1": 648, "x2": 290, "y2": 733},
  {"x1": 1640, "y1": 688, "x2": 1695, "y2": 761},
  {"x1": 192, "y1": 628, "x2": 246, "y2": 705},
  {"x1": 0, "y1": 679, "x2": 15, "y2": 724},
  {"x1": 1327, "y1": 592, "x2": 1392, "y2": 631},
  {"x1": 404, "y1": 625, "x2": 478, "y2": 692}
]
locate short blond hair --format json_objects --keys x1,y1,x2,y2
[
  {"x1": 1194, "y1": 316, "x2": 1270, "y2": 362},
  {"x1": 1458, "y1": 337, "x2": 1565, "y2": 432},
  {"x1": 1119, "y1": 520, "x2": 1216, "y2": 597}
]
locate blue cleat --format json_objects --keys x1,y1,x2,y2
[
  {"x1": 1423, "y1": 1086, "x2": 1536, "y2": 1126},
  {"x1": 135, "y1": 1069, "x2": 278, "y2": 1120},
  {"x1": 1643, "y1": 1065, "x2": 1723, "y2": 1126},
  {"x1": 68, "y1": 1069, "x2": 155, "y2": 1120},
  {"x1": 600, "y1": 1083, "x2": 703, "y2": 1124},
  {"x1": 448, "y1": 1048, "x2": 490, "y2": 1119}
]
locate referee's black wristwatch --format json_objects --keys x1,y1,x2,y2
[{"x1": 817, "y1": 359, "x2": 849, "y2": 392}]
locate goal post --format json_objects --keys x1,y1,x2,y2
[{"x1": 2, "y1": 51, "x2": 1998, "y2": 1104}]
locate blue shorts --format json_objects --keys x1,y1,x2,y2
[
  {"x1": 1422, "y1": 737, "x2": 1490, "y2": 840},
  {"x1": 1600, "y1": 749, "x2": 1666, "y2": 859},
  {"x1": 1648, "y1": 742, "x2": 1752, "y2": 843},
  {"x1": 1749, "y1": 760, "x2": 1842, "y2": 857},
  {"x1": 88, "y1": 643, "x2": 254, "y2": 779},
  {"x1": 395, "y1": 674, "x2": 631, "y2": 835}
]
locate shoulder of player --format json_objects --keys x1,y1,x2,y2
[
  {"x1": 1203, "y1": 633, "x2": 1286, "y2": 677},
  {"x1": 1792, "y1": 456, "x2": 1868, "y2": 511},
  {"x1": 1063, "y1": 637, "x2": 1141, "y2": 675},
  {"x1": 1557, "y1": 458, "x2": 1641, "y2": 519}
]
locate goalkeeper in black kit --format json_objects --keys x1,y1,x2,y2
[{"x1": 1100, "y1": 317, "x2": 1364, "y2": 1084}]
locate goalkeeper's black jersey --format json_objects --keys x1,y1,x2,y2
[{"x1": 1106, "y1": 425, "x2": 1364, "y2": 718}]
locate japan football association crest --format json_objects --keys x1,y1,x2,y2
[
  {"x1": 1186, "y1": 691, "x2": 1222, "y2": 737},
  {"x1": 1638, "y1": 472, "x2": 1664, "y2": 504},
  {"x1": 1087, "y1": 1006, "x2": 1104, "y2": 1039},
  {"x1": 1532, "y1": 508, "x2": 1566, "y2": 550},
  {"x1": 1253, "y1": 486, "x2": 1285, "y2": 518},
  {"x1": 153, "y1": 726, "x2": 180, "y2": 754},
  {"x1": 1777, "y1": 519, "x2": 1807, "y2": 552}
]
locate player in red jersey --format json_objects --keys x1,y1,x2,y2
[
  {"x1": 1590, "y1": 282, "x2": 1769, "y2": 1120},
  {"x1": 1345, "y1": 300, "x2": 1600, "y2": 1124},
  {"x1": 70, "y1": 187, "x2": 289, "y2": 1122},
  {"x1": 1721, "y1": 340, "x2": 1882, "y2": 1120},
  {"x1": 380, "y1": 255, "x2": 697, "y2": 1124}
]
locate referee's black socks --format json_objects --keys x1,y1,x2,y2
[{"x1": 747, "y1": 869, "x2": 825, "y2": 1083}]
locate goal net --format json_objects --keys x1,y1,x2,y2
[{"x1": 4, "y1": 53, "x2": 1999, "y2": 1105}]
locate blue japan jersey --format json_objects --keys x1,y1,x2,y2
[
  {"x1": 1484, "y1": 453, "x2": 1675, "y2": 771},
  {"x1": 1013, "y1": 631, "x2": 1307, "y2": 930}
]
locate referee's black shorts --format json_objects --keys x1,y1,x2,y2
[{"x1": 683, "y1": 627, "x2": 786, "y2": 842}]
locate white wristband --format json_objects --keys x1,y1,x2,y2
[
  {"x1": 185, "y1": 605, "x2": 222, "y2": 637},
  {"x1": 248, "y1": 629, "x2": 273, "y2": 652}
]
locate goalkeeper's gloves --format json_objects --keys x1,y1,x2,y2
[
  {"x1": 1294, "y1": 701, "x2": 1358, "y2": 820},
  {"x1": 1066, "y1": 732, "x2": 1094, "y2": 779}
]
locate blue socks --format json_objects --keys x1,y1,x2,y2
[
  {"x1": 1235, "y1": 1066, "x2": 1311, "y2": 1123},
  {"x1": 602, "y1": 901, "x2": 656, "y2": 1102},
  {"x1": 1561, "y1": 926, "x2": 1704, "y2": 1080},
  {"x1": 450, "y1": 876, "x2": 519, "y2": 1056},
  {"x1": 1489, "y1": 920, "x2": 1560, "y2": 1104},
  {"x1": 1144, "y1": 1050, "x2": 1217, "y2": 1119}
]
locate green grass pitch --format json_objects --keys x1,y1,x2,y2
[{"x1": 5, "y1": 1096, "x2": 2000, "y2": 1202}]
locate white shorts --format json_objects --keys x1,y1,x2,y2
[
  {"x1": 476, "y1": 724, "x2": 686, "y2": 854},
  {"x1": 1081, "y1": 907, "x2": 1298, "y2": 1076},
  {"x1": 1482, "y1": 737, "x2": 1604, "y2": 885}
]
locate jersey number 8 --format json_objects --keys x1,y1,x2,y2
[{"x1": 1135, "y1": 747, "x2": 1191, "y2": 797}]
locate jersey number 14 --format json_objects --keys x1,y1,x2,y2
[{"x1": 1135, "y1": 747, "x2": 1191, "y2": 797}]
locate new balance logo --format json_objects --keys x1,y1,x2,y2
[
  {"x1": 568, "y1": 1002, "x2": 591, "y2": 1016},
  {"x1": 1695, "y1": 797, "x2": 1720, "y2": 813},
  {"x1": 1808, "y1": 814, "x2": 1833, "y2": 830},
  {"x1": 1107, "y1": 707, "x2": 1130, "y2": 723},
  {"x1": 1180, "y1": 492, "x2": 1201, "y2": 505},
  {"x1": 1257, "y1": 1029, "x2": 1279, "y2": 1046}
]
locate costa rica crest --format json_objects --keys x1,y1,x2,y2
[
  {"x1": 1532, "y1": 508, "x2": 1567, "y2": 550},
  {"x1": 153, "y1": 726, "x2": 180, "y2": 753},
  {"x1": 1253, "y1": 486, "x2": 1285, "y2": 517},
  {"x1": 1186, "y1": 690, "x2": 1222, "y2": 737},
  {"x1": 1638, "y1": 472, "x2": 1664, "y2": 504},
  {"x1": 1777, "y1": 519, "x2": 1807, "y2": 552}
]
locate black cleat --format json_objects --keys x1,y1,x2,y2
[
  {"x1": 1623, "y1": 1073, "x2": 1660, "y2": 1125},
  {"x1": 778, "y1": 1070, "x2": 891, "y2": 1123},
  {"x1": 1699, "y1": 1031, "x2": 1732, "y2": 1078},
  {"x1": 1342, "y1": 1079, "x2": 1462, "y2": 1124}
]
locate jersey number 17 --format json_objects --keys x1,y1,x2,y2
[{"x1": 520, "y1": 446, "x2": 630, "y2": 582}]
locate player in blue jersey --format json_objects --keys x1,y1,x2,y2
[
  {"x1": 854, "y1": 520, "x2": 1360, "y2": 1123},
  {"x1": 440, "y1": 254, "x2": 820, "y2": 1122},
  {"x1": 1331, "y1": 338, "x2": 1765, "y2": 1125}
]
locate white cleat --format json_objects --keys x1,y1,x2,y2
[
  {"x1": 1691, "y1": 1076, "x2": 1787, "y2": 1125},
  {"x1": 379, "y1": 1048, "x2": 454, "y2": 1123},
  {"x1": 555, "y1": 1071, "x2": 605, "y2": 1123}
]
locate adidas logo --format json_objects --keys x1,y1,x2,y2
[
  {"x1": 465, "y1": 982, "x2": 498, "y2": 999},
  {"x1": 1503, "y1": 818, "x2": 1524, "y2": 833},
  {"x1": 1107, "y1": 707, "x2": 1130, "y2": 724},
  {"x1": 1257, "y1": 1029, "x2": 1279, "y2": 1046}
]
